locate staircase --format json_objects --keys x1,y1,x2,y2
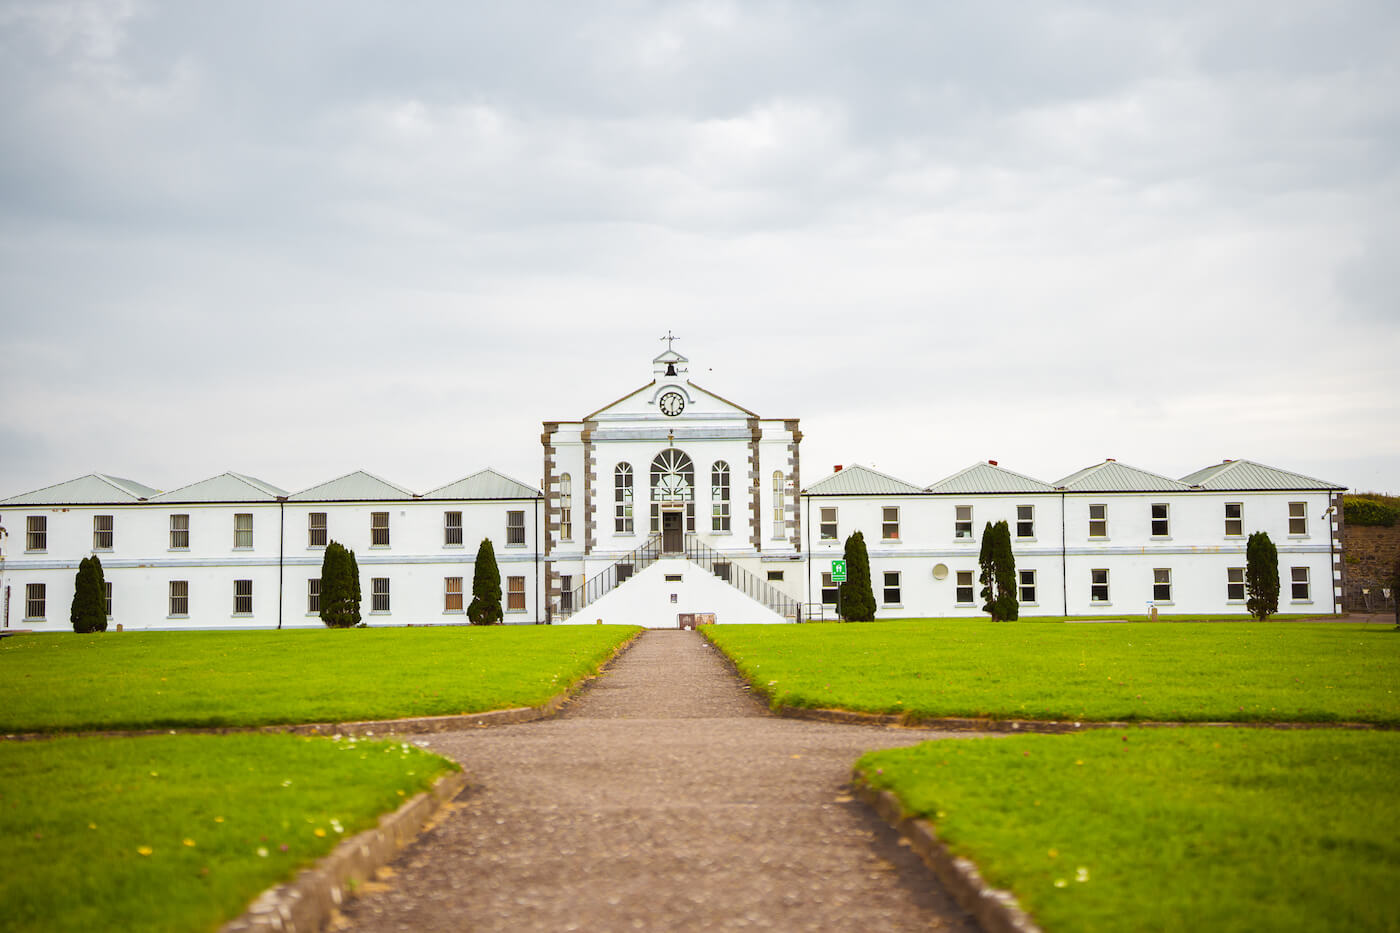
[{"x1": 561, "y1": 534, "x2": 804, "y2": 622}]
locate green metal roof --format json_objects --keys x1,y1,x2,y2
[
  {"x1": 1055, "y1": 460, "x2": 1191, "y2": 493},
  {"x1": 288, "y1": 470, "x2": 417, "y2": 502},
  {"x1": 925, "y1": 462, "x2": 1056, "y2": 495},
  {"x1": 423, "y1": 469, "x2": 540, "y2": 500},
  {"x1": 149, "y1": 472, "x2": 287, "y2": 502},
  {"x1": 1180, "y1": 459, "x2": 1344, "y2": 491},
  {"x1": 0, "y1": 473, "x2": 159, "y2": 505},
  {"x1": 803, "y1": 464, "x2": 924, "y2": 496}
]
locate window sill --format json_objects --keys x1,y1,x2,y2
[
  {"x1": 505, "y1": 544, "x2": 527, "y2": 549},
  {"x1": 1088, "y1": 537, "x2": 1110, "y2": 543},
  {"x1": 1224, "y1": 534, "x2": 1245, "y2": 539},
  {"x1": 232, "y1": 614, "x2": 254, "y2": 619},
  {"x1": 1016, "y1": 537, "x2": 1037, "y2": 543},
  {"x1": 955, "y1": 603, "x2": 975, "y2": 608},
  {"x1": 883, "y1": 604, "x2": 904, "y2": 609},
  {"x1": 307, "y1": 546, "x2": 327, "y2": 551},
  {"x1": 23, "y1": 617, "x2": 46, "y2": 624},
  {"x1": 506, "y1": 608, "x2": 528, "y2": 614},
  {"x1": 443, "y1": 543, "x2": 464, "y2": 549},
  {"x1": 710, "y1": 530, "x2": 733, "y2": 536},
  {"x1": 1290, "y1": 600, "x2": 1314, "y2": 605},
  {"x1": 1090, "y1": 602, "x2": 1112, "y2": 607},
  {"x1": 233, "y1": 547, "x2": 253, "y2": 552},
  {"x1": 94, "y1": 547, "x2": 112, "y2": 552},
  {"x1": 369, "y1": 545, "x2": 391, "y2": 550},
  {"x1": 1151, "y1": 601, "x2": 1175, "y2": 607},
  {"x1": 168, "y1": 548, "x2": 189, "y2": 553},
  {"x1": 880, "y1": 538, "x2": 901, "y2": 544},
  {"x1": 24, "y1": 551, "x2": 47, "y2": 555},
  {"x1": 1226, "y1": 599, "x2": 1246, "y2": 605},
  {"x1": 1287, "y1": 535, "x2": 1310, "y2": 540},
  {"x1": 444, "y1": 610, "x2": 465, "y2": 615},
  {"x1": 1150, "y1": 536, "x2": 1172, "y2": 542},
  {"x1": 1021, "y1": 602, "x2": 1039, "y2": 608},
  {"x1": 167, "y1": 615, "x2": 188, "y2": 620},
  {"x1": 370, "y1": 610, "x2": 391, "y2": 615}
]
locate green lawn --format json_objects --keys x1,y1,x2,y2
[
  {"x1": 858, "y1": 729, "x2": 1400, "y2": 932},
  {"x1": 0, "y1": 733, "x2": 457, "y2": 933},
  {"x1": 704, "y1": 620, "x2": 1400, "y2": 723},
  {"x1": 1, "y1": 626, "x2": 640, "y2": 733}
]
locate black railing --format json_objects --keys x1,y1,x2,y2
[
  {"x1": 682, "y1": 535, "x2": 802, "y2": 621},
  {"x1": 567, "y1": 534, "x2": 664, "y2": 617}
]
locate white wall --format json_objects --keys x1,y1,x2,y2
[{"x1": 557, "y1": 558, "x2": 785, "y2": 627}]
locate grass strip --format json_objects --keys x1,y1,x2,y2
[
  {"x1": 1, "y1": 626, "x2": 640, "y2": 733},
  {"x1": 705, "y1": 620, "x2": 1400, "y2": 724},
  {"x1": 0, "y1": 733, "x2": 456, "y2": 933},
  {"x1": 858, "y1": 729, "x2": 1400, "y2": 933}
]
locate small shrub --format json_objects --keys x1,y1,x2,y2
[
  {"x1": 838, "y1": 531, "x2": 877, "y2": 622},
  {"x1": 468, "y1": 538, "x2": 503, "y2": 625},
  {"x1": 70, "y1": 555, "x2": 108, "y2": 633},
  {"x1": 1246, "y1": 531, "x2": 1280, "y2": 621},
  {"x1": 319, "y1": 541, "x2": 362, "y2": 628}
]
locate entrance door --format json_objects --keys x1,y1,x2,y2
[{"x1": 662, "y1": 510, "x2": 684, "y2": 553}]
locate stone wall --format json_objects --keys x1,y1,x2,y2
[{"x1": 1343, "y1": 524, "x2": 1400, "y2": 585}]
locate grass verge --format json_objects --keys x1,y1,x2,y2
[
  {"x1": 858, "y1": 729, "x2": 1400, "y2": 933},
  {"x1": 0, "y1": 733, "x2": 456, "y2": 933},
  {"x1": 0, "y1": 625, "x2": 640, "y2": 733},
  {"x1": 704, "y1": 620, "x2": 1400, "y2": 723}
]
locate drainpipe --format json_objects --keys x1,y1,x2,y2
[
  {"x1": 1328, "y1": 493, "x2": 1338, "y2": 616},
  {"x1": 277, "y1": 498, "x2": 285, "y2": 629},
  {"x1": 534, "y1": 494, "x2": 541, "y2": 624},
  {"x1": 1060, "y1": 491, "x2": 1068, "y2": 616},
  {"x1": 804, "y1": 494, "x2": 812, "y2": 615}
]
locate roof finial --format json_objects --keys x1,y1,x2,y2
[{"x1": 660, "y1": 330, "x2": 678, "y2": 352}]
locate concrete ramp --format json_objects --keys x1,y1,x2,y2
[{"x1": 560, "y1": 557, "x2": 787, "y2": 627}]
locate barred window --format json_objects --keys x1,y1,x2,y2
[
  {"x1": 507, "y1": 576, "x2": 526, "y2": 612},
  {"x1": 308, "y1": 512, "x2": 327, "y2": 547},
  {"x1": 507, "y1": 510, "x2": 525, "y2": 546},
  {"x1": 955, "y1": 506, "x2": 973, "y2": 539},
  {"x1": 105, "y1": 581, "x2": 113, "y2": 617},
  {"x1": 93, "y1": 514, "x2": 114, "y2": 550},
  {"x1": 234, "y1": 513, "x2": 253, "y2": 549},
  {"x1": 559, "y1": 474, "x2": 573, "y2": 542},
  {"x1": 234, "y1": 579, "x2": 253, "y2": 615},
  {"x1": 955, "y1": 570, "x2": 974, "y2": 604},
  {"x1": 372, "y1": 578, "x2": 390, "y2": 612},
  {"x1": 819, "y1": 507, "x2": 838, "y2": 541},
  {"x1": 445, "y1": 576, "x2": 463, "y2": 612},
  {"x1": 1091, "y1": 569, "x2": 1110, "y2": 603},
  {"x1": 26, "y1": 515, "x2": 46, "y2": 552},
  {"x1": 1151, "y1": 504, "x2": 1169, "y2": 537},
  {"x1": 170, "y1": 514, "x2": 189, "y2": 549},
  {"x1": 1227, "y1": 567, "x2": 1245, "y2": 601},
  {"x1": 371, "y1": 512, "x2": 390, "y2": 547},
  {"x1": 882, "y1": 507, "x2": 900, "y2": 541},
  {"x1": 614, "y1": 463, "x2": 634, "y2": 534},
  {"x1": 1019, "y1": 569, "x2": 1036, "y2": 604},
  {"x1": 560, "y1": 575, "x2": 574, "y2": 613},
  {"x1": 169, "y1": 580, "x2": 189, "y2": 617},
  {"x1": 25, "y1": 583, "x2": 45, "y2": 620},
  {"x1": 711, "y1": 462, "x2": 730, "y2": 533},
  {"x1": 1153, "y1": 568, "x2": 1172, "y2": 602},
  {"x1": 883, "y1": 571, "x2": 901, "y2": 605},
  {"x1": 308, "y1": 578, "x2": 321, "y2": 614},
  {"x1": 1088, "y1": 504, "x2": 1107, "y2": 538},
  {"x1": 1225, "y1": 503, "x2": 1243, "y2": 536},
  {"x1": 1016, "y1": 505, "x2": 1034, "y2": 538},
  {"x1": 444, "y1": 511, "x2": 463, "y2": 546},
  {"x1": 1289, "y1": 502, "x2": 1308, "y2": 536}
]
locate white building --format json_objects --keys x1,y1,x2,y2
[{"x1": 0, "y1": 348, "x2": 1346, "y2": 630}]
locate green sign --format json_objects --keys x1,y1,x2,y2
[{"x1": 831, "y1": 560, "x2": 847, "y2": 583}]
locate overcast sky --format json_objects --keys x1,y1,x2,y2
[{"x1": 2, "y1": 0, "x2": 1397, "y2": 501}]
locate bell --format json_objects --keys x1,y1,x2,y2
[{"x1": 665, "y1": 362, "x2": 677, "y2": 376}]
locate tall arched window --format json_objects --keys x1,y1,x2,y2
[
  {"x1": 711, "y1": 461, "x2": 730, "y2": 532},
  {"x1": 772, "y1": 470, "x2": 786, "y2": 540},
  {"x1": 559, "y1": 473, "x2": 572, "y2": 542},
  {"x1": 650, "y1": 448, "x2": 695, "y2": 533},
  {"x1": 614, "y1": 463, "x2": 633, "y2": 534}
]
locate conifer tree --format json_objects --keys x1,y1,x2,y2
[
  {"x1": 978, "y1": 520, "x2": 1019, "y2": 621},
  {"x1": 838, "y1": 531, "x2": 876, "y2": 622},
  {"x1": 468, "y1": 537, "x2": 503, "y2": 625},
  {"x1": 1245, "y1": 530, "x2": 1279, "y2": 621},
  {"x1": 319, "y1": 541, "x2": 361, "y2": 628},
  {"x1": 70, "y1": 554, "x2": 108, "y2": 633}
]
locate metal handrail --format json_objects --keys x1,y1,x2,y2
[
  {"x1": 682, "y1": 535, "x2": 802, "y2": 621},
  {"x1": 565, "y1": 534, "x2": 664, "y2": 617}
]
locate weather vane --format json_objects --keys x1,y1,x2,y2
[{"x1": 660, "y1": 330, "x2": 679, "y2": 352}]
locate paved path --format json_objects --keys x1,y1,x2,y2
[{"x1": 338, "y1": 631, "x2": 983, "y2": 932}]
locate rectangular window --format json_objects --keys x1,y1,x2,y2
[
  {"x1": 711, "y1": 463, "x2": 730, "y2": 533},
  {"x1": 93, "y1": 514, "x2": 114, "y2": 550},
  {"x1": 955, "y1": 506, "x2": 973, "y2": 539},
  {"x1": 1088, "y1": 504, "x2": 1108, "y2": 538},
  {"x1": 1153, "y1": 568, "x2": 1172, "y2": 603},
  {"x1": 955, "y1": 570, "x2": 975, "y2": 604},
  {"x1": 372, "y1": 578, "x2": 390, "y2": 612},
  {"x1": 26, "y1": 515, "x2": 46, "y2": 552},
  {"x1": 883, "y1": 571, "x2": 901, "y2": 605},
  {"x1": 1151, "y1": 503, "x2": 1169, "y2": 537},
  {"x1": 766, "y1": 570, "x2": 785, "y2": 582},
  {"x1": 234, "y1": 513, "x2": 253, "y2": 549},
  {"x1": 1289, "y1": 502, "x2": 1308, "y2": 536},
  {"x1": 1019, "y1": 569, "x2": 1037, "y2": 604},
  {"x1": 308, "y1": 512, "x2": 327, "y2": 547},
  {"x1": 308, "y1": 578, "x2": 321, "y2": 614},
  {"x1": 170, "y1": 514, "x2": 189, "y2": 550},
  {"x1": 713, "y1": 562, "x2": 731, "y2": 583},
  {"x1": 1291, "y1": 567, "x2": 1310, "y2": 601},
  {"x1": 819, "y1": 507, "x2": 838, "y2": 541},
  {"x1": 821, "y1": 572, "x2": 838, "y2": 605},
  {"x1": 444, "y1": 576, "x2": 463, "y2": 612},
  {"x1": 233, "y1": 579, "x2": 253, "y2": 615},
  {"x1": 882, "y1": 507, "x2": 900, "y2": 541},
  {"x1": 1227, "y1": 567, "x2": 1246, "y2": 601},
  {"x1": 444, "y1": 511, "x2": 463, "y2": 546},
  {"x1": 772, "y1": 472, "x2": 787, "y2": 541},
  {"x1": 370, "y1": 512, "x2": 390, "y2": 547},
  {"x1": 1224, "y1": 502, "x2": 1243, "y2": 536},
  {"x1": 507, "y1": 576, "x2": 526, "y2": 612},
  {"x1": 1090, "y1": 569, "x2": 1110, "y2": 603},
  {"x1": 560, "y1": 575, "x2": 574, "y2": 613},
  {"x1": 616, "y1": 562, "x2": 634, "y2": 584},
  {"x1": 506, "y1": 510, "x2": 525, "y2": 546},
  {"x1": 169, "y1": 580, "x2": 189, "y2": 617},
  {"x1": 1016, "y1": 505, "x2": 1034, "y2": 538},
  {"x1": 25, "y1": 583, "x2": 45, "y2": 620},
  {"x1": 105, "y1": 581, "x2": 113, "y2": 617}
]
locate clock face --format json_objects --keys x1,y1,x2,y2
[{"x1": 659, "y1": 391, "x2": 686, "y2": 417}]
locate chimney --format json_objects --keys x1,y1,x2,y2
[
  {"x1": 1106, "y1": 458, "x2": 1116, "y2": 462},
  {"x1": 988, "y1": 460, "x2": 998, "y2": 466},
  {"x1": 833, "y1": 465, "x2": 843, "y2": 473}
]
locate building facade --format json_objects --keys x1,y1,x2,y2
[{"x1": 0, "y1": 349, "x2": 1345, "y2": 630}]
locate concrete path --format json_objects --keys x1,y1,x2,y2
[{"x1": 337, "y1": 631, "x2": 983, "y2": 932}]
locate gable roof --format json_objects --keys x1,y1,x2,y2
[
  {"x1": 804, "y1": 464, "x2": 924, "y2": 496},
  {"x1": 288, "y1": 470, "x2": 417, "y2": 502},
  {"x1": 926, "y1": 462, "x2": 1056, "y2": 495},
  {"x1": 1055, "y1": 460, "x2": 1191, "y2": 493},
  {"x1": 0, "y1": 473, "x2": 159, "y2": 506},
  {"x1": 1180, "y1": 459, "x2": 1345, "y2": 491},
  {"x1": 149, "y1": 472, "x2": 287, "y2": 503},
  {"x1": 423, "y1": 469, "x2": 540, "y2": 500}
]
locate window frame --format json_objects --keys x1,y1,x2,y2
[
  {"x1": 444, "y1": 511, "x2": 463, "y2": 547},
  {"x1": 771, "y1": 471, "x2": 786, "y2": 540},
  {"x1": 559, "y1": 574, "x2": 574, "y2": 613},
  {"x1": 1090, "y1": 568, "x2": 1110, "y2": 603},
  {"x1": 506, "y1": 510, "x2": 526, "y2": 546},
  {"x1": 233, "y1": 579, "x2": 253, "y2": 616},
  {"x1": 614, "y1": 463, "x2": 634, "y2": 534},
  {"x1": 308, "y1": 512, "x2": 327, "y2": 548},
  {"x1": 371, "y1": 577, "x2": 391, "y2": 613},
  {"x1": 25, "y1": 583, "x2": 45, "y2": 621},
  {"x1": 234, "y1": 513, "x2": 253, "y2": 549},
  {"x1": 1224, "y1": 502, "x2": 1243, "y2": 537},
  {"x1": 1152, "y1": 568, "x2": 1172, "y2": 603},
  {"x1": 882, "y1": 570, "x2": 902, "y2": 606},
  {"x1": 711, "y1": 461, "x2": 731, "y2": 533},
  {"x1": 1290, "y1": 566, "x2": 1311, "y2": 602},
  {"x1": 169, "y1": 513, "x2": 189, "y2": 550},
  {"x1": 1019, "y1": 568, "x2": 1037, "y2": 605},
  {"x1": 1088, "y1": 503, "x2": 1108, "y2": 539},
  {"x1": 169, "y1": 580, "x2": 189, "y2": 618},
  {"x1": 104, "y1": 581, "x2": 113, "y2": 618},
  {"x1": 370, "y1": 511, "x2": 390, "y2": 547},
  {"x1": 25, "y1": 515, "x2": 46, "y2": 553},
  {"x1": 882, "y1": 506, "x2": 900, "y2": 541},
  {"x1": 444, "y1": 576, "x2": 464, "y2": 613},
  {"x1": 307, "y1": 578, "x2": 321, "y2": 615},
  {"x1": 954, "y1": 505, "x2": 973, "y2": 540},
  {"x1": 1227, "y1": 566, "x2": 1246, "y2": 601},
  {"x1": 559, "y1": 473, "x2": 573, "y2": 542},
  {"x1": 955, "y1": 570, "x2": 975, "y2": 605},
  {"x1": 820, "y1": 572, "x2": 838, "y2": 605},
  {"x1": 93, "y1": 514, "x2": 114, "y2": 551},
  {"x1": 1016, "y1": 505, "x2": 1034, "y2": 539},
  {"x1": 819, "y1": 506, "x2": 838, "y2": 541},
  {"x1": 507, "y1": 575, "x2": 526, "y2": 612},
  {"x1": 1150, "y1": 503, "x2": 1170, "y2": 538},
  {"x1": 1288, "y1": 502, "x2": 1308, "y2": 536}
]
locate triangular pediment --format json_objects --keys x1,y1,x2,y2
[{"x1": 583, "y1": 379, "x2": 756, "y2": 422}]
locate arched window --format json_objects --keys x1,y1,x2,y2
[
  {"x1": 559, "y1": 473, "x2": 572, "y2": 542},
  {"x1": 711, "y1": 461, "x2": 730, "y2": 532},
  {"x1": 772, "y1": 470, "x2": 786, "y2": 540},
  {"x1": 614, "y1": 463, "x2": 633, "y2": 534},
  {"x1": 650, "y1": 448, "x2": 696, "y2": 534}
]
